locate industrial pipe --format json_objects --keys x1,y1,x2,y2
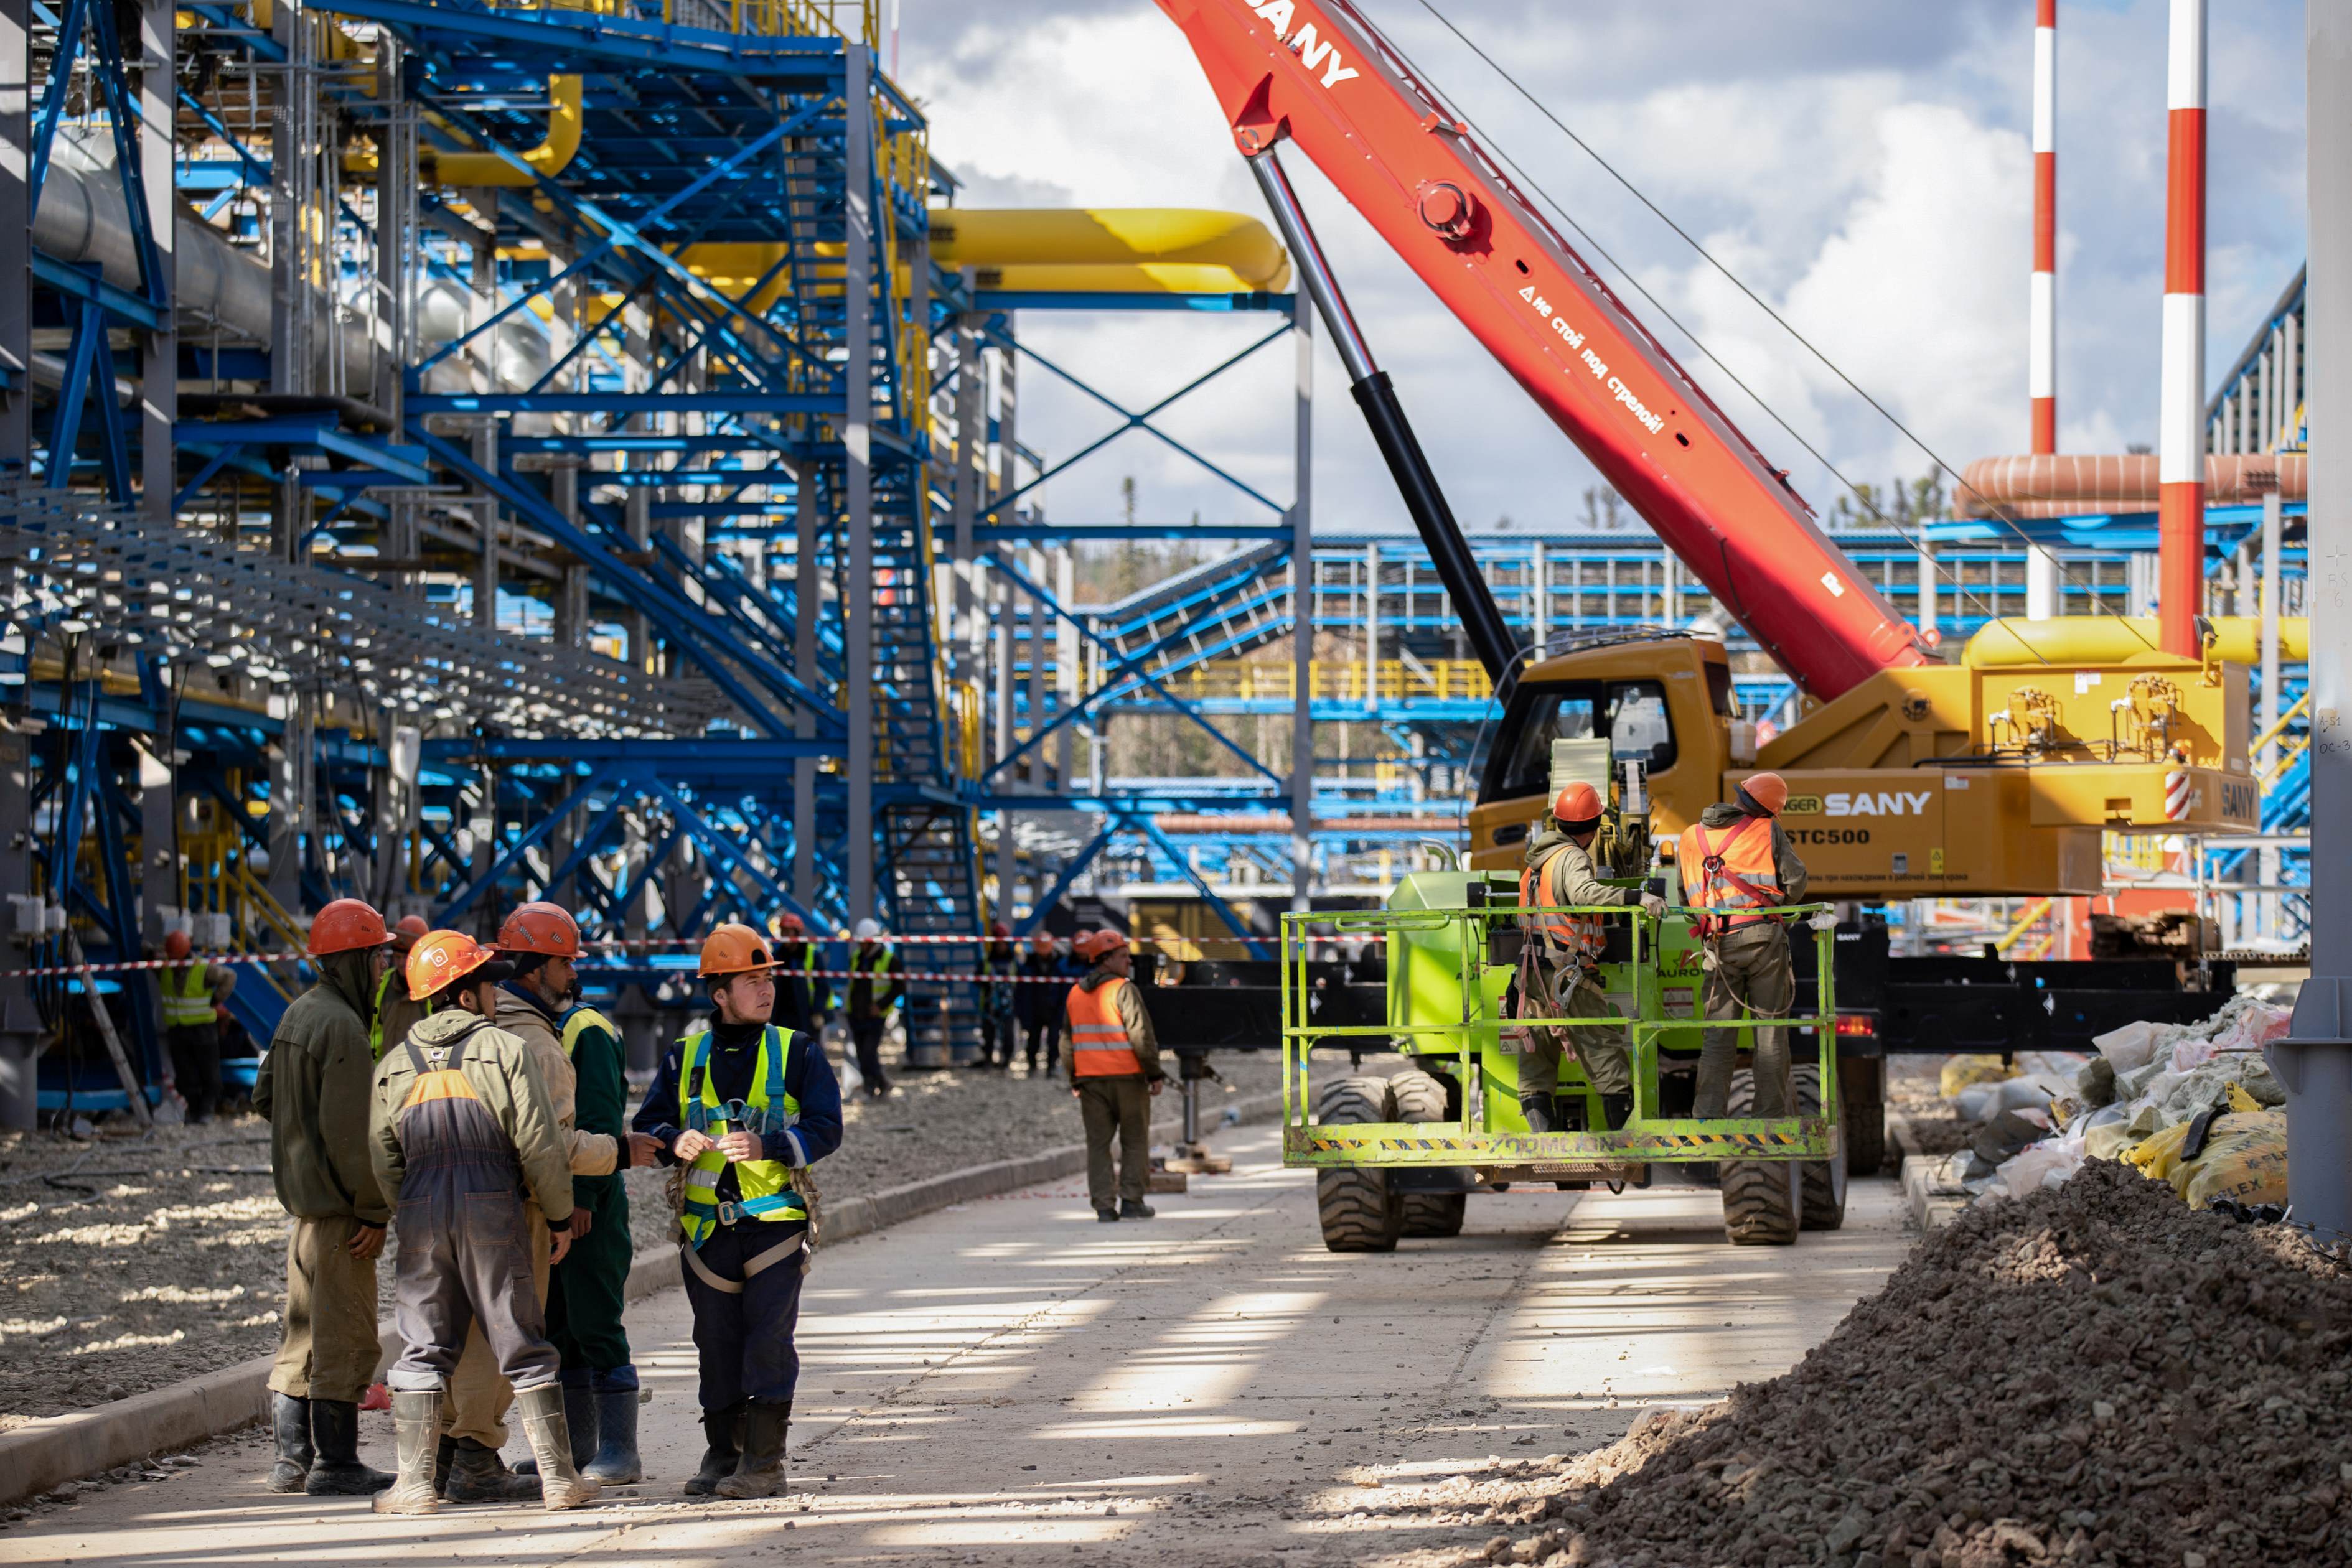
[
  {"x1": 1956, "y1": 452, "x2": 2305, "y2": 518},
  {"x1": 1964, "y1": 614, "x2": 2308, "y2": 669},
  {"x1": 928, "y1": 208, "x2": 1291, "y2": 289},
  {"x1": 2159, "y1": 0, "x2": 2208, "y2": 656},
  {"x1": 428, "y1": 75, "x2": 584, "y2": 187}
]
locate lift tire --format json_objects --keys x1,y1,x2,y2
[
  {"x1": 1840, "y1": 1055, "x2": 1886, "y2": 1176},
  {"x1": 1315, "y1": 1076, "x2": 1403, "y2": 1253},
  {"x1": 1389, "y1": 1070, "x2": 1467, "y2": 1238},
  {"x1": 1718, "y1": 1069, "x2": 1799, "y2": 1246},
  {"x1": 1796, "y1": 1063, "x2": 1848, "y2": 1232}
]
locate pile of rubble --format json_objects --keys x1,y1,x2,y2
[{"x1": 1488, "y1": 1161, "x2": 2352, "y2": 1567}]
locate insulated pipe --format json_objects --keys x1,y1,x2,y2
[
  {"x1": 1964, "y1": 614, "x2": 2308, "y2": 669},
  {"x1": 1245, "y1": 146, "x2": 1520, "y2": 684},
  {"x1": 927, "y1": 208, "x2": 1291, "y2": 289},
  {"x1": 2031, "y1": 0, "x2": 2058, "y2": 454},
  {"x1": 1956, "y1": 452, "x2": 2305, "y2": 516},
  {"x1": 2159, "y1": 0, "x2": 2208, "y2": 656}
]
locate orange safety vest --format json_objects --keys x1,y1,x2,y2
[
  {"x1": 1519, "y1": 850, "x2": 1607, "y2": 968},
  {"x1": 1066, "y1": 977, "x2": 1143, "y2": 1078},
  {"x1": 1677, "y1": 815, "x2": 1785, "y2": 935}
]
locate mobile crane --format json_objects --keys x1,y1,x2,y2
[{"x1": 1148, "y1": 0, "x2": 2258, "y2": 1248}]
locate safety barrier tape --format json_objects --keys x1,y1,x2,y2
[{"x1": 0, "y1": 952, "x2": 1127, "y2": 986}]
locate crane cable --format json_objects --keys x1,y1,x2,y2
[{"x1": 1395, "y1": 0, "x2": 2158, "y2": 653}]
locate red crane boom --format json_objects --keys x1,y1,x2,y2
[{"x1": 1154, "y1": 0, "x2": 1931, "y2": 699}]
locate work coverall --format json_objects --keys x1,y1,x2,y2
[
  {"x1": 1066, "y1": 968, "x2": 1165, "y2": 1209},
  {"x1": 546, "y1": 1004, "x2": 639, "y2": 1434},
  {"x1": 159, "y1": 961, "x2": 224, "y2": 1122},
  {"x1": 370, "y1": 1009, "x2": 576, "y2": 1403},
  {"x1": 255, "y1": 951, "x2": 391, "y2": 1406},
  {"x1": 979, "y1": 939, "x2": 1018, "y2": 1066},
  {"x1": 372, "y1": 964, "x2": 428, "y2": 1062},
  {"x1": 845, "y1": 944, "x2": 901, "y2": 1093},
  {"x1": 1684, "y1": 803, "x2": 1811, "y2": 1119},
  {"x1": 1519, "y1": 826, "x2": 1639, "y2": 1108},
  {"x1": 426, "y1": 984, "x2": 618, "y2": 1453},
  {"x1": 1018, "y1": 950, "x2": 1077, "y2": 1075},
  {"x1": 632, "y1": 1018, "x2": 844, "y2": 1414}
]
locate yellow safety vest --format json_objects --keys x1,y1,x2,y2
[
  {"x1": 561, "y1": 1006, "x2": 618, "y2": 1057},
  {"x1": 675, "y1": 1024, "x2": 805, "y2": 1249},
  {"x1": 161, "y1": 964, "x2": 215, "y2": 1028}
]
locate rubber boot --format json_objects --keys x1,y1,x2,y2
[
  {"x1": 513, "y1": 1370, "x2": 596, "y2": 1475},
  {"x1": 1600, "y1": 1092, "x2": 1634, "y2": 1131},
  {"x1": 444, "y1": 1436, "x2": 542, "y2": 1502},
  {"x1": 1518, "y1": 1093, "x2": 1556, "y2": 1134},
  {"x1": 517, "y1": 1383, "x2": 600, "y2": 1510},
  {"x1": 305, "y1": 1399, "x2": 393, "y2": 1496},
  {"x1": 683, "y1": 1402, "x2": 744, "y2": 1497},
  {"x1": 265, "y1": 1393, "x2": 312, "y2": 1493},
  {"x1": 581, "y1": 1381, "x2": 644, "y2": 1485},
  {"x1": 372, "y1": 1391, "x2": 442, "y2": 1516},
  {"x1": 713, "y1": 1401, "x2": 789, "y2": 1499}
]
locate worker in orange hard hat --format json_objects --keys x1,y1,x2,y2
[
  {"x1": 371, "y1": 914, "x2": 433, "y2": 1061},
  {"x1": 253, "y1": 898, "x2": 400, "y2": 1498},
  {"x1": 1676, "y1": 771, "x2": 1810, "y2": 1191},
  {"x1": 1017, "y1": 930, "x2": 1077, "y2": 1077},
  {"x1": 157, "y1": 926, "x2": 233, "y2": 1124},
  {"x1": 368, "y1": 930, "x2": 596, "y2": 1515},
  {"x1": 1514, "y1": 782, "x2": 1668, "y2": 1135},
  {"x1": 630, "y1": 922, "x2": 843, "y2": 1499},
  {"x1": 1066, "y1": 928, "x2": 1164, "y2": 1221}
]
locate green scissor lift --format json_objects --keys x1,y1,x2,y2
[{"x1": 1280, "y1": 870, "x2": 1846, "y2": 1250}]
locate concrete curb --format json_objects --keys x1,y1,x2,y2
[
  {"x1": 0, "y1": 1086, "x2": 1290, "y2": 1505},
  {"x1": 1900, "y1": 1152, "x2": 1970, "y2": 1233}
]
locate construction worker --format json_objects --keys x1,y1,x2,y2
[
  {"x1": 631, "y1": 923, "x2": 843, "y2": 1498},
  {"x1": 372, "y1": 914, "x2": 431, "y2": 1060},
  {"x1": 418, "y1": 901, "x2": 625, "y2": 1503},
  {"x1": 368, "y1": 930, "x2": 596, "y2": 1516},
  {"x1": 978, "y1": 922, "x2": 1017, "y2": 1068},
  {"x1": 157, "y1": 928, "x2": 231, "y2": 1123},
  {"x1": 1066, "y1": 929, "x2": 1164, "y2": 1221},
  {"x1": 767, "y1": 911, "x2": 819, "y2": 1037},
  {"x1": 492, "y1": 901, "x2": 662, "y2": 1486},
  {"x1": 844, "y1": 918, "x2": 901, "y2": 1098},
  {"x1": 1518, "y1": 782, "x2": 1668, "y2": 1132},
  {"x1": 253, "y1": 898, "x2": 398, "y2": 1498},
  {"x1": 1677, "y1": 771, "x2": 1810, "y2": 1122},
  {"x1": 1018, "y1": 932, "x2": 1074, "y2": 1076}
]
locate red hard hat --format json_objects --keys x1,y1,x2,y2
[
  {"x1": 391, "y1": 914, "x2": 430, "y2": 952},
  {"x1": 699, "y1": 922, "x2": 774, "y2": 979},
  {"x1": 309, "y1": 898, "x2": 394, "y2": 956},
  {"x1": 770, "y1": 910, "x2": 805, "y2": 938},
  {"x1": 990, "y1": 920, "x2": 1011, "y2": 938},
  {"x1": 1552, "y1": 781, "x2": 1604, "y2": 828},
  {"x1": 163, "y1": 928, "x2": 193, "y2": 960},
  {"x1": 497, "y1": 900, "x2": 581, "y2": 958},
  {"x1": 1030, "y1": 932, "x2": 1056, "y2": 956},
  {"x1": 406, "y1": 929, "x2": 500, "y2": 1001},
  {"x1": 1740, "y1": 772, "x2": 1790, "y2": 817}
]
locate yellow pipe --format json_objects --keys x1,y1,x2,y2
[
  {"x1": 928, "y1": 208, "x2": 1291, "y2": 290},
  {"x1": 963, "y1": 262, "x2": 1278, "y2": 294},
  {"x1": 428, "y1": 75, "x2": 584, "y2": 186},
  {"x1": 1963, "y1": 615, "x2": 2310, "y2": 669}
]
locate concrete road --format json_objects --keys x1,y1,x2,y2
[{"x1": 2, "y1": 1126, "x2": 1913, "y2": 1566}]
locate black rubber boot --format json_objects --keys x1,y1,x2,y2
[
  {"x1": 266, "y1": 1393, "x2": 312, "y2": 1493},
  {"x1": 1118, "y1": 1199, "x2": 1156, "y2": 1220},
  {"x1": 304, "y1": 1399, "x2": 393, "y2": 1496},
  {"x1": 1601, "y1": 1092, "x2": 1635, "y2": 1131},
  {"x1": 713, "y1": 1401, "x2": 789, "y2": 1499},
  {"x1": 683, "y1": 1402, "x2": 745, "y2": 1496},
  {"x1": 1518, "y1": 1093, "x2": 1556, "y2": 1134},
  {"x1": 372, "y1": 1391, "x2": 441, "y2": 1515},
  {"x1": 581, "y1": 1385, "x2": 643, "y2": 1485},
  {"x1": 444, "y1": 1437, "x2": 543, "y2": 1503}
]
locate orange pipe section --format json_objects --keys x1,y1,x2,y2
[{"x1": 1956, "y1": 452, "x2": 2305, "y2": 519}]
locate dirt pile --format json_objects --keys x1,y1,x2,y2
[{"x1": 1518, "y1": 1162, "x2": 2352, "y2": 1568}]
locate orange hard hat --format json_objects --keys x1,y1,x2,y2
[
  {"x1": 497, "y1": 900, "x2": 581, "y2": 958},
  {"x1": 769, "y1": 910, "x2": 805, "y2": 938},
  {"x1": 1552, "y1": 781, "x2": 1604, "y2": 828},
  {"x1": 391, "y1": 914, "x2": 430, "y2": 951},
  {"x1": 406, "y1": 929, "x2": 503, "y2": 1001},
  {"x1": 1088, "y1": 930, "x2": 1127, "y2": 962},
  {"x1": 163, "y1": 928, "x2": 193, "y2": 960},
  {"x1": 1740, "y1": 772, "x2": 1790, "y2": 817},
  {"x1": 309, "y1": 898, "x2": 393, "y2": 956},
  {"x1": 699, "y1": 922, "x2": 774, "y2": 979}
]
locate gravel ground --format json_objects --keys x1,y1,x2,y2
[
  {"x1": 1, "y1": 1045, "x2": 1288, "y2": 1430},
  {"x1": 1372, "y1": 1160, "x2": 2352, "y2": 1568}
]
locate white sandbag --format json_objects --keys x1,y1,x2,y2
[{"x1": 2092, "y1": 1020, "x2": 2168, "y2": 1073}]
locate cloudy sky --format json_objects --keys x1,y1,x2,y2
[{"x1": 893, "y1": 0, "x2": 2306, "y2": 537}]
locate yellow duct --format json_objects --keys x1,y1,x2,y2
[
  {"x1": 929, "y1": 208, "x2": 1290, "y2": 291},
  {"x1": 1964, "y1": 615, "x2": 2310, "y2": 669}
]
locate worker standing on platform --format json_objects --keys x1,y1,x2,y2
[
  {"x1": 979, "y1": 922, "x2": 1018, "y2": 1068},
  {"x1": 253, "y1": 898, "x2": 398, "y2": 1498},
  {"x1": 1018, "y1": 933, "x2": 1072, "y2": 1077},
  {"x1": 1066, "y1": 930, "x2": 1164, "y2": 1222},
  {"x1": 372, "y1": 915, "x2": 431, "y2": 1060},
  {"x1": 1519, "y1": 782, "x2": 1667, "y2": 1133},
  {"x1": 631, "y1": 923, "x2": 843, "y2": 1499},
  {"x1": 845, "y1": 918, "x2": 900, "y2": 1098},
  {"x1": 1678, "y1": 772, "x2": 1809, "y2": 1121},
  {"x1": 157, "y1": 928, "x2": 231, "y2": 1124},
  {"x1": 368, "y1": 930, "x2": 596, "y2": 1516}
]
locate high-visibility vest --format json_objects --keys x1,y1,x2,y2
[
  {"x1": 675, "y1": 1024, "x2": 805, "y2": 1249},
  {"x1": 161, "y1": 964, "x2": 215, "y2": 1028},
  {"x1": 561, "y1": 1006, "x2": 618, "y2": 1057},
  {"x1": 370, "y1": 968, "x2": 396, "y2": 1058},
  {"x1": 1519, "y1": 851, "x2": 1607, "y2": 967},
  {"x1": 1678, "y1": 816, "x2": 1784, "y2": 933},
  {"x1": 1066, "y1": 978, "x2": 1142, "y2": 1078}
]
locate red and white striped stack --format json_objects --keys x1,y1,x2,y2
[
  {"x1": 2030, "y1": 0, "x2": 2058, "y2": 455},
  {"x1": 2158, "y1": 0, "x2": 2206, "y2": 656}
]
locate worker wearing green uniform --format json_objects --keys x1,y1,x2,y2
[{"x1": 372, "y1": 915, "x2": 431, "y2": 1060}]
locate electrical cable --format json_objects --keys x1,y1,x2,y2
[{"x1": 1389, "y1": 0, "x2": 2157, "y2": 652}]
